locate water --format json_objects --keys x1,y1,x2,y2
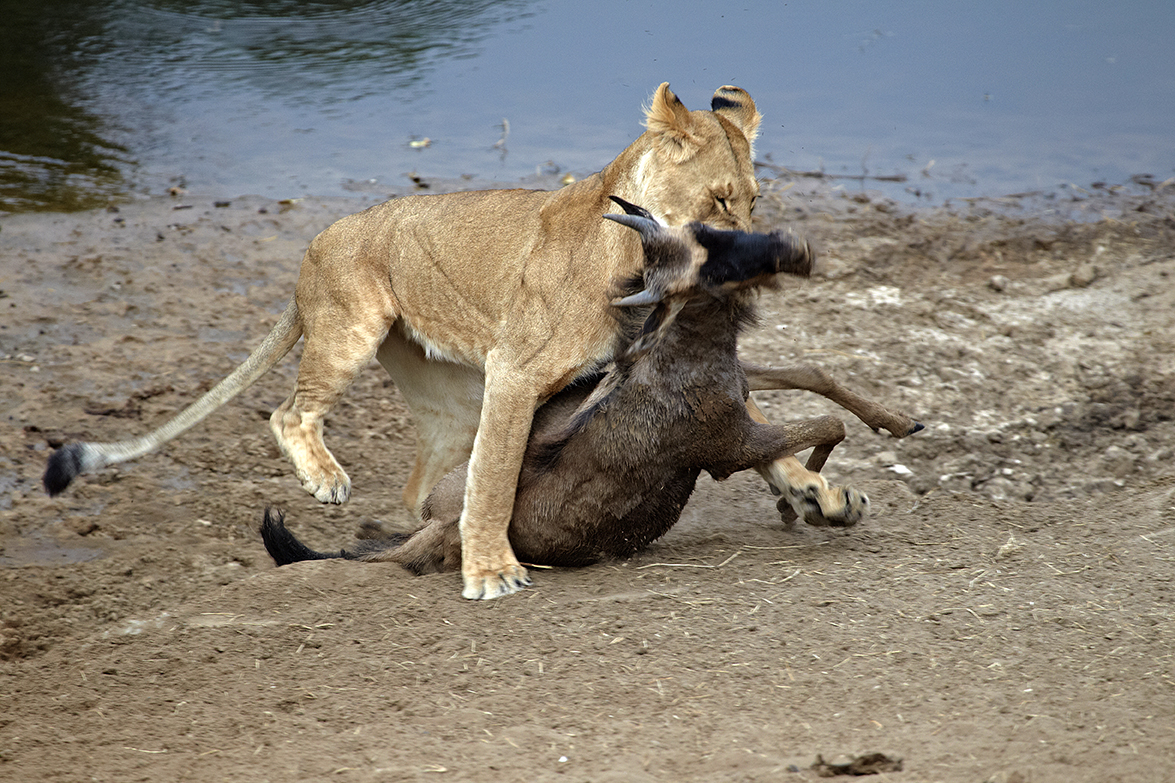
[{"x1": 1, "y1": 0, "x2": 1172, "y2": 212}]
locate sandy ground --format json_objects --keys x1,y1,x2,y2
[{"x1": 1, "y1": 173, "x2": 1173, "y2": 783}]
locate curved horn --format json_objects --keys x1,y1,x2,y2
[
  {"x1": 608, "y1": 196, "x2": 657, "y2": 220},
  {"x1": 602, "y1": 212, "x2": 660, "y2": 236},
  {"x1": 604, "y1": 196, "x2": 664, "y2": 239},
  {"x1": 611, "y1": 288, "x2": 663, "y2": 307}
]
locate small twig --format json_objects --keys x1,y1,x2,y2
[
  {"x1": 1140, "y1": 527, "x2": 1175, "y2": 542},
  {"x1": 802, "y1": 348, "x2": 889, "y2": 364},
  {"x1": 714, "y1": 551, "x2": 741, "y2": 568},
  {"x1": 638, "y1": 550, "x2": 740, "y2": 570}
]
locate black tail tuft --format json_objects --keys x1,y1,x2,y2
[
  {"x1": 44, "y1": 444, "x2": 84, "y2": 496},
  {"x1": 259, "y1": 508, "x2": 341, "y2": 566}
]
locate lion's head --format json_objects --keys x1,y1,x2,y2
[{"x1": 633, "y1": 82, "x2": 762, "y2": 231}]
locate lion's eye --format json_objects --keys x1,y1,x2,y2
[
  {"x1": 750, "y1": 196, "x2": 758, "y2": 213},
  {"x1": 715, "y1": 196, "x2": 729, "y2": 212}
]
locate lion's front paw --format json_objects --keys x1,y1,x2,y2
[
  {"x1": 780, "y1": 477, "x2": 869, "y2": 529},
  {"x1": 462, "y1": 563, "x2": 532, "y2": 600}
]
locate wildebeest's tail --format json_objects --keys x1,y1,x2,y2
[
  {"x1": 259, "y1": 508, "x2": 409, "y2": 566},
  {"x1": 260, "y1": 508, "x2": 346, "y2": 565}
]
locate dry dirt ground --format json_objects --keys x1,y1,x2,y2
[{"x1": 1, "y1": 173, "x2": 1173, "y2": 783}]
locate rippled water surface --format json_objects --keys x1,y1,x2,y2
[{"x1": 1, "y1": 0, "x2": 1172, "y2": 210}]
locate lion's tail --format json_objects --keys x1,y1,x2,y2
[{"x1": 43, "y1": 299, "x2": 303, "y2": 496}]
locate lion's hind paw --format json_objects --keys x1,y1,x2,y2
[
  {"x1": 298, "y1": 467, "x2": 351, "y2": 505},
  {"x1": 780, "y1": 480, "x2": 869, "y2": 529}
]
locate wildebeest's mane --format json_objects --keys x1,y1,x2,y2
[
  {"x1": 528, "y1": 365, "x2": 626, "y2": 476},
  {"x1": 728, "y1": 293, "x2": 763, "y2": 334},
  {"x1": 528, "y1": 273, "x2": 762, "y2": 477},
  {"x1": 608, "y1": 272, "x2": 651, "y2": 347},
  {"x1": 525, "y1": 274, "x2": 649, "y2": 477}
]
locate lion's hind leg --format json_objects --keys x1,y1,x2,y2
[
  {"x1": 746, "y1": 402, "x2": 869, "y2": 528},
  {"x1": 271, "y1": 328, "x2": 384, "y2": 504},
  {"x1": 375, "y1": 330, "x2": 483, "y2": 517},
  {"x1": 271, "y1": 269, "x2": 397, "y2": 504}
]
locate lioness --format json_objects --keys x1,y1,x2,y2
[{"x1": 44, "y1": 83, "x2": 867, "y2": 599}]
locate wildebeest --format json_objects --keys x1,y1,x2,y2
[{"x1": 260, "y1": 197, "x2": 922, "y2": 574}]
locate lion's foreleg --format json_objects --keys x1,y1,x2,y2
[{"x1": 457, "y1": 364, "x2": 537, "y2": 600}]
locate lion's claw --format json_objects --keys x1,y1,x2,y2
[
  {"x1": 301, "y1": 471, "x2": 351, "y2": 505},
  {"x1": 462, "y1": 565, "x2": 531, "y2": 600},
  {"x1": 780, "y1": 483, "x2": 869, "y2": 529}
]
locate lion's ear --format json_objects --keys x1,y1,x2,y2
[
  {"x1": 644, "y1": 82, "x2": 701, "y2": 163},
  {"x1": 711, "y1": 85, "x2": 761, "y2": 148}
]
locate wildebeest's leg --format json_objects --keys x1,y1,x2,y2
[
  {"x1": 742, "y1": 361, "x2": 923, "y2": 438},
  {"x1": 375, "y1": 331, "x2": 484, "y2": 517},
  {"x1": 744, "y1": 400, "x2": 869, "y2": 528}
]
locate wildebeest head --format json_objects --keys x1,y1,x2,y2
[
  {"x1": 604, "y1": 196, "x2": 814, "y2": 354},
  {"x1": 605, "y1": 195, "x2": 812, "y2": 305}
]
